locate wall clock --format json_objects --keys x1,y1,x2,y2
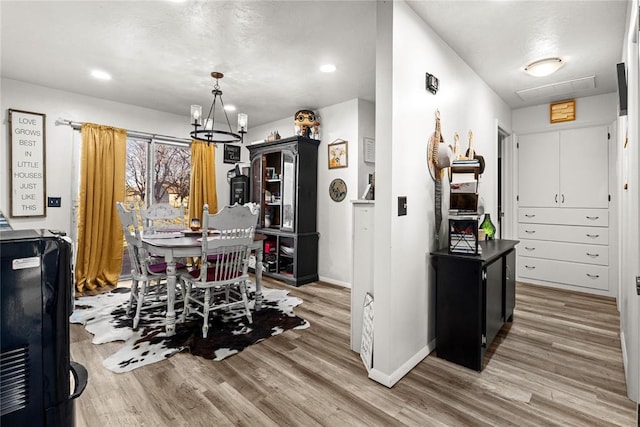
[{"x1": 329, "y1": 178, "x2": 347, "y2": 202}]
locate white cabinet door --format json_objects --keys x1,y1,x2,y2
[
  {"x1": 559, "y1": 126, "x2": 609, "y2": 208},
  {"x1": 518, "y1": 132, "x2": 560, "y2": 207}
]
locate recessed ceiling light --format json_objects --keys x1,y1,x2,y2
[
  {"x1": 224, "y1": 105, "x2": 236, "y2": 112},
  {"x1": 91, "y1": 69, "x2": 112, "y2": 81},
  {"x1": 320, "y1": 64, "x2": 337, "y2": 73},
  {"x1": 524, "y1": 58, "x2": 564, "y2": 77}
]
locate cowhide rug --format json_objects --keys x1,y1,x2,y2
[{"x1": 70, "y1": 284, "x2": 309, "y2": 373}]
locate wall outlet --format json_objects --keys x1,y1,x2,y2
[
  {"x1": 48, "y1": 197, "x2": 61, "y2": 208},
  {"x1": 398, "y1": 196, "x2": 407, "y2": 216}
]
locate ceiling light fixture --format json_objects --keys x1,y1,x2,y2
[
  {"x1": 524, "y1": 57, "x2": 564, "y2": 77},
  {"x1": 190, "y1": 72, "x2": 247, "y2": 145},
  {"x1": 320, "y1": 64, "x2": 336, "y2": 73}
]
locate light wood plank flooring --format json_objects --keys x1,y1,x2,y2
[{"x1": 71, "y1": 279, "x2": 636, "y2": 426}]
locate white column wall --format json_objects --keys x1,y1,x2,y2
[
  {"x1": 618, "y1": 0, "x2": 639, "y2": 403},
  {"x1": 370, "y1": 1, "x2": 512, "y2": 386}
]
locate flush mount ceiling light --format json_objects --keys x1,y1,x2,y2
[
  {"x1": 320, "y1": 64, "x2": 337, "y2": 73},
  {"x1": 91, "y1": 69, "x2": 112, "y2": 80},
  {"x1": 524, "y1": 57, "x2": 564, "y2": 77},
  {"x1": 190, "y1": 72, "x2": 247, "y2": 145}
]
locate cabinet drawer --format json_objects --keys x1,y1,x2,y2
[
  {"x1": 518, "y1": 223, "x2": 608, "y2": 245},
  {"x1": 518, "y1": 208, "x2": 608, "y2": 227},
  {"x1": 518, "y1": 239, "x2": 608, "y2": 266},
  {"x1": 517, "y1": 257, "x2": 608, "y2": 291}
]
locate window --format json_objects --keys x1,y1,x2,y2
[{"x1": 120, "y1": 138, "x2": 191, "y2": 279}]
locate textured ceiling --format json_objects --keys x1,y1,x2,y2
[
  {"x1": 408, "y1": 0, "x2": 629, "y2": 109},
  {"x1": 0, "y1": 1, "x2": 630, "y2": 128},
  {"x1": 1, "y1": 1, "x2": 377, "y2": 127}
]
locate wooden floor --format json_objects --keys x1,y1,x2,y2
[{"x1": 71, "y1": 278, "x2": 637, "y2": 426}]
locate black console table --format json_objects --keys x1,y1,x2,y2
[{"x1": 431, "y1": 239, "x2": 519, "y2": 371}]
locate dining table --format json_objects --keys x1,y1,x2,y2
[{"x1": 141, "y1": 231, "x2": 267, "y2": 336}]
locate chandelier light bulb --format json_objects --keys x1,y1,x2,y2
[
  {"x1": 190, "y1": 105, "x2": 202, "y2": 125},
  {"x1": 237, "y1": 113, "x2": 248, "y2": 133}
]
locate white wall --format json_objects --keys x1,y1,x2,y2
[
  {"x1": 512, "y1": 93, "x2": 618, "y2": 133},
  {"x1": 370, "y1": 1, "x2": 512, "y2": 387},
  {"x1": 358, "y1": 99, "x2": 376, "y2": 196},
  {"x1": 246, "y1": 98, "x2": 375, "y2": 287},
  {"x1": 1, "y1": 78, "x2": 233, "y2": 233}
]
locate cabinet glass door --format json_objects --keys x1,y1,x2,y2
[
  {"x1": 251, "y1": 156, "x2": 263, "y2": 226},
  {"x1": 281, "y1": 150, "x2": 296, "y2": 231}
]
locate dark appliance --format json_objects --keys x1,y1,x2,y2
[
  {"x1": 228, "y1": 165, "x2": 249, "y2": 205},
  {"x1": 1, "y1": 229, "x2": 87, "y2": 427}
]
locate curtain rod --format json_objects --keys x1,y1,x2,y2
[{"x1": 55, "y1": 118, "x2": 192, "y2": 145}]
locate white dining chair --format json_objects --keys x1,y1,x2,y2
[
  {"x1": 116, "y1": 202, "x2": 186, "y2": 329},
  {"x1": 180, "y1": 204, "x2": 257, "y2": 338},
  {"x1": 140, "y1": 202, "x2": 185, "y2": 235}
]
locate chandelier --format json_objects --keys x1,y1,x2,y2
[{"x1": 190, "y1": 72, "x2": 247, "y2": 144}]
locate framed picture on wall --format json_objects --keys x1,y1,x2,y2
[
  {"x1": 328, "y1": 139, "x2": 348, "y2": 169},
  {"x1": 223, "y1": 144, "x2": 241, "y2": 164},
  {"x1": 363, "y1": 137, "x2": 375, "y2": 163},
  {"x1": 9, "y1": 109, "x2": 47, "y2": 217}
]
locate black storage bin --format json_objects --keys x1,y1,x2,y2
[{"x1": 1, "y1": 229, "x2": 87, "y2": 427}]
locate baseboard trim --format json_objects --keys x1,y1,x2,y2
[
  {"x1": 368, "y1": 339, "x2": 436, "y2": 388},
  {"x1": 621, "y1": 330, "x2": 629, "y2": 379},
  {"x1": 318, "y1": 276, "x2": 351, "y2": 288}
]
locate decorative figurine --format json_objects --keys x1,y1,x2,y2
[{"x1": 294, "y1": 109, "x2": 320, "y2": 139}]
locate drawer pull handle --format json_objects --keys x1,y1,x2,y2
[
  {"x1": 525, "y1": 230, "x2": 536, "y2": 234},
  {"x1": 524, "y1": 214, "x2": 536, "y2": 218},
  {"x1": 586, "y1": 253, "x2": 599, "y2": 258},
  {"x1": 586, "y1": 234, "x2": 599, "y2": 238},
  {"x1": 586, "y1": 216, "x2": 599, "y2": 220},
  {"x1": 525, "y1": 247, "x2": 536, "y2": 251},
  {"x1": 586, "y1": 273, "x2": 600, "y2": 279},
  {"x1": 525, "y1": 265, "x2": 536, "y2": 270}
]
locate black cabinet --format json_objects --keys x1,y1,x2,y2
[
  {"x1": 431, "y1": 239, "x2": 519, "y2": 371},
  {"x1": 248, "y1": 136, "x2": 319, "y2": 286}
]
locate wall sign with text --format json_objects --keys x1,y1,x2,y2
[
  {"x1": 9, "y1": 109, "x2": 47, "y2": 217},
  {"x1": 223, "y1": 144, "x2": 241, "y2": 164}
]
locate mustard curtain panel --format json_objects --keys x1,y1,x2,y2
[
  {"x1": 188, "y1": 140, "x2": 218, "y2": 221},
  {"x1": 75, "y1": 123, "x2": 126, "y2": 293}
]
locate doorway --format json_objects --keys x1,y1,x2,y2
[{"x1": 497, "y1": 127, "x2": 510, "y2": 239}]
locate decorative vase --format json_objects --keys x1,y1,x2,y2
[
  {"x1": 264, "y1": 213, "x2": 271, "y2": 228},
  {"x1": 480, "y1": 213, "x2": 496, "y2": 240}
]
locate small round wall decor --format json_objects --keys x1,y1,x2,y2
[{"x1": 329, "y1": 178, "x2": 347, "y2": 202}]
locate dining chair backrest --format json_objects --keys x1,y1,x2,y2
[
  {"x1": 208, "y1": 203, "x2": 260, "y2": 232},
  {"x1": 197, "y1": 204, "x2": 257, "y2": 283},
  {"x1": 116, "y1": 202, "x2": 148, "y2": 279},
  {"x1": 141, "y1": 203, "x2": 185, "y2": 234}
]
